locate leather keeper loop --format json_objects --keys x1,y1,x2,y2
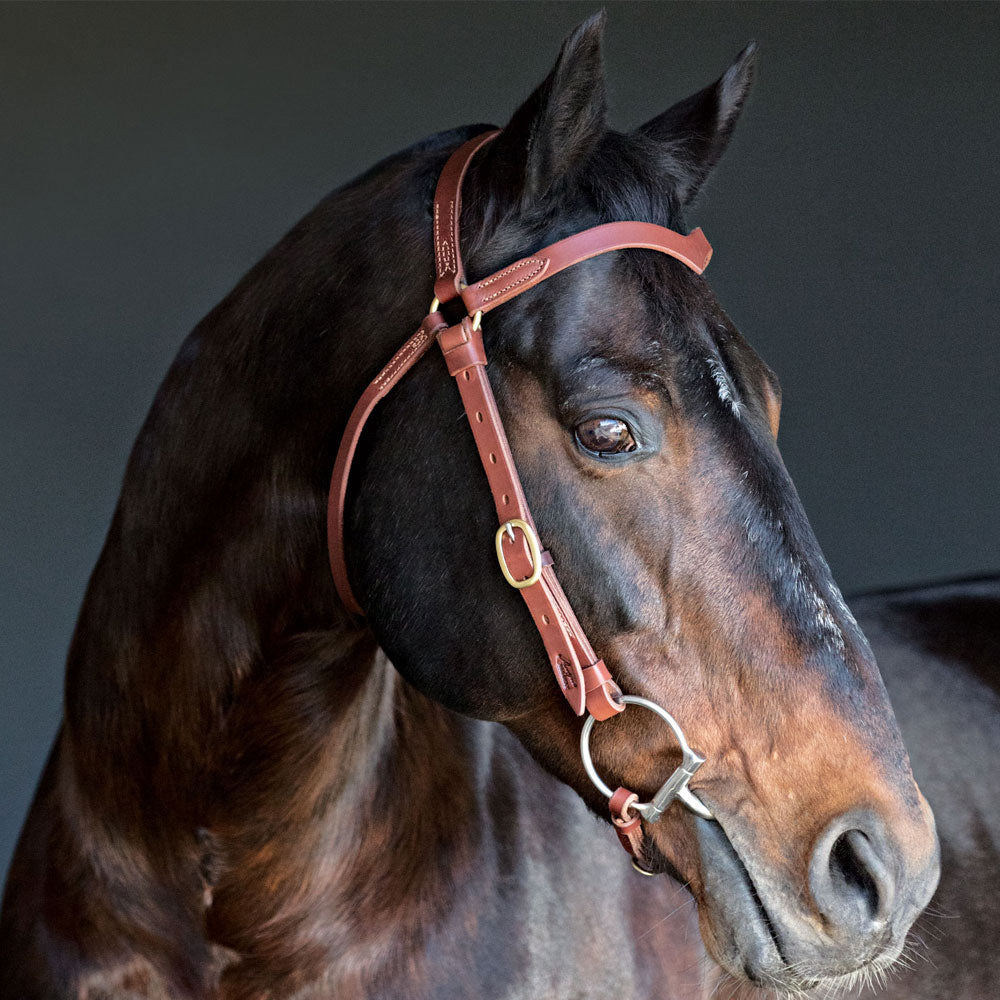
[
  {"x1": 609, "y1": 786, "x2": 643, "y2": 858},
  {"x1": 582, "y1": 659, "x2": 625, "y2": 720},
  {"x1": 609, "y1": 786, "x2": 638, "y2": 822},
  {"x1": 434, "y1": 274, "x2": 463, "y2": 309},
  {"x1": 438, "y1": 318, "x2": 486, "y2": 375}
]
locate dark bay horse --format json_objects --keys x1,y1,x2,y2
[{"x1": 2, "y1": 14, "x2": 954, "y2": 998}]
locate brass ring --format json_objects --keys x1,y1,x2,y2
[{"x1": 495, "y1": 519, "x2": 542, "y2": 589}]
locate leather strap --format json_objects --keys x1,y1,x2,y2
[
  {"x1": 328, "y1": 311, "x2": 448, "y2": 615},
  {"x1": 461, "y1": 221, "x2": 712, "y2": 318},
  {"x1": 326, "y1": 131, "x2": 713, "y2": 720},
  {"x1": 438, "y1": 317, "x2": 622, "y2": 719},
  {"x1": 433, "y1": 131, "x2": 501, "y2": 305}
]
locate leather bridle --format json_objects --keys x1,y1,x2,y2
[{"x1": 327, "y1": 131, "x2": 713, "y2": 870}]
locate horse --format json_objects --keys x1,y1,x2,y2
[{"x1": 0, "y1": 14, "x2": 946, "y2": 998}]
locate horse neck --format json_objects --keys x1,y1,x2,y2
[
  {"x1": 51, "y1": 135, "x2": 487, "y2": 974},
  {"x1": 59, "y1": 595, "x2": 483, "y2": 988},
  {"x1": 61, "y1": 135, "x2": 445, "y2": 822}
]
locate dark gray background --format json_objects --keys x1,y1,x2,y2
[{"x1": 2, "y1": 2, "x2": 998, "y2": 881}]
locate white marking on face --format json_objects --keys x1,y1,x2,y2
[
  {"x1": 787, "y1": 554, "x2": 847, "y2": 655},
  {"x1": 744, "y1": 511, "x2": 850, "y2": 655},
  {"x1": 706, "y1": 356, "x2": 741, "y2": 418}
]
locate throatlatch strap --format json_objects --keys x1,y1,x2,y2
[
  {"x1": 326, "y1": 130, "x2": 713, "y2": 721},
  {"x1": 327, "y1": 311, "x2": 447, "y2": 615}
]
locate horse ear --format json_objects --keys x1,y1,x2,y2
[
  {"x1": 486, "y1": 11, "x2": 607, "y2": 207},
  {"x1": 636, "y1": 42, "x2": 757, "y2": 206}
]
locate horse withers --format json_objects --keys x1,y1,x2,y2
[{"x1": 1, "y1": 14, "x2": 940, "y2": 999}]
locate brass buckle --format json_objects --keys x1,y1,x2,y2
[{"x1": 495, "y1": 518, "x2": 542, "y2": 589}]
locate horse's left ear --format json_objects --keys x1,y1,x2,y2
[{"x1": 636, "y1": 42, "x2": 757, "y2": 206}]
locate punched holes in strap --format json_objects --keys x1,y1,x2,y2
[
  {"x1": 435, "y1": 320, "x2": 589, "y2": 716},
  {"x1": 435, "y1": 318, "x2": 624, "y2": 721}
]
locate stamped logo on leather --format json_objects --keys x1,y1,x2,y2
[{"x1": 556, "y1": 656, "x2": 578, "y2": 690}]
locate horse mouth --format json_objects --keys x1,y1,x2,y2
[{"x1": 694, "y1": 815, "x2": 792, "y2": 987}]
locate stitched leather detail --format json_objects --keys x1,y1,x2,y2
[
  {"x1": 431, "y1": 131, "x2": 501, "y2": 304},
  {"x1": 461, "y1": 222, "x2": 712, "y2": 318},
  {"x1": 434, "y1": 199, "x2": 457, "y2": 279},
  {"x1": 372, "y1": 329, "x2": 431, "y2": 391},
  {"x1": 473, "y1": 258, "x2": 548, "y2": 303}
]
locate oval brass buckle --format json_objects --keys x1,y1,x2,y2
[
  {"x1": 495, "y1": 518, "x2": 542, "y2": 589},
  {"x1": 580, "y1": 695, "x2": 713, "y2": 821}
]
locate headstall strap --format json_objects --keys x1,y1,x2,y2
[{"x1": 327, "y1": 130, "x2": 715, "y2": 806}]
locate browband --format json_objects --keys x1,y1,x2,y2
[{"x1": 327, "y1": 130, "x2": 712, "y2": 721}]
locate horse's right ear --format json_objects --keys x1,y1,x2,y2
[
  {"x1": 635, "y1": 42, "x2": 757, "y2": 206},
  {"x1": 484, "y1": 11, "x2": 607, "y2": 211}
]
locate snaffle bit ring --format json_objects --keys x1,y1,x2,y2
[{"x1": 580, "y1": 695, "x2": 713, "y2": 822}]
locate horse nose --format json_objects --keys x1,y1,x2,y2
[{"x1": 808, "y1": 811, "x2": 898, "y2": 950}]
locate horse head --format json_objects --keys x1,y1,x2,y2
[{"x1": 346, "y1": 14, "x2": 939, "y2": 992}]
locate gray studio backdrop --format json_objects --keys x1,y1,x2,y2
[{"x1": 2, "y1": 2, "x2": 998, "y2": 880}]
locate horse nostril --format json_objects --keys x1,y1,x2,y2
[
  {"x1": 829, "y1": 830, "x2": 883, "y2": 920},
  {"x1": 809, "y1": 813, "x2": 896, "y2": 945}
]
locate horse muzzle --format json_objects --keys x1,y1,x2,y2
[{"x1": 693, "y1": 807, "x2": 940, "y2": 989}]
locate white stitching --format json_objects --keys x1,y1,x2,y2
[
  {"x1": 433, "y1": 203, "x2": 442, "y2": 272},
  {"x1": 446, "y1": 198, "x2": 455, "y2": 273},
  {"x1": 473, "y1": 259, "x2": 547, "y2": 303},
  {"x1": 474, "y1": 258, "x2": 546, "y2": 287},
  {"x1": 373, "y1": 330, "x2": 430, "y2": 392},
  {"x1": 434, "y1": 200, "x2": 457, "y2": 277}
]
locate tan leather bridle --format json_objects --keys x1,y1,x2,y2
[{"x1": 327, "y1": 131, "x2": 714, "y2": 866}]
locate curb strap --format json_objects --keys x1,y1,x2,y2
[{"x1": 327, "y1": 130, "x2": 713, "y2": 723}]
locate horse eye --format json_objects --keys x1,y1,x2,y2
[{"x1": 574, "y1": 416, "x2": 638, "y2": 456}]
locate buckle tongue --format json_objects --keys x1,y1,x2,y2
[{"x1": 495, "y1": 518, "x2": 543, "y2": 589}]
